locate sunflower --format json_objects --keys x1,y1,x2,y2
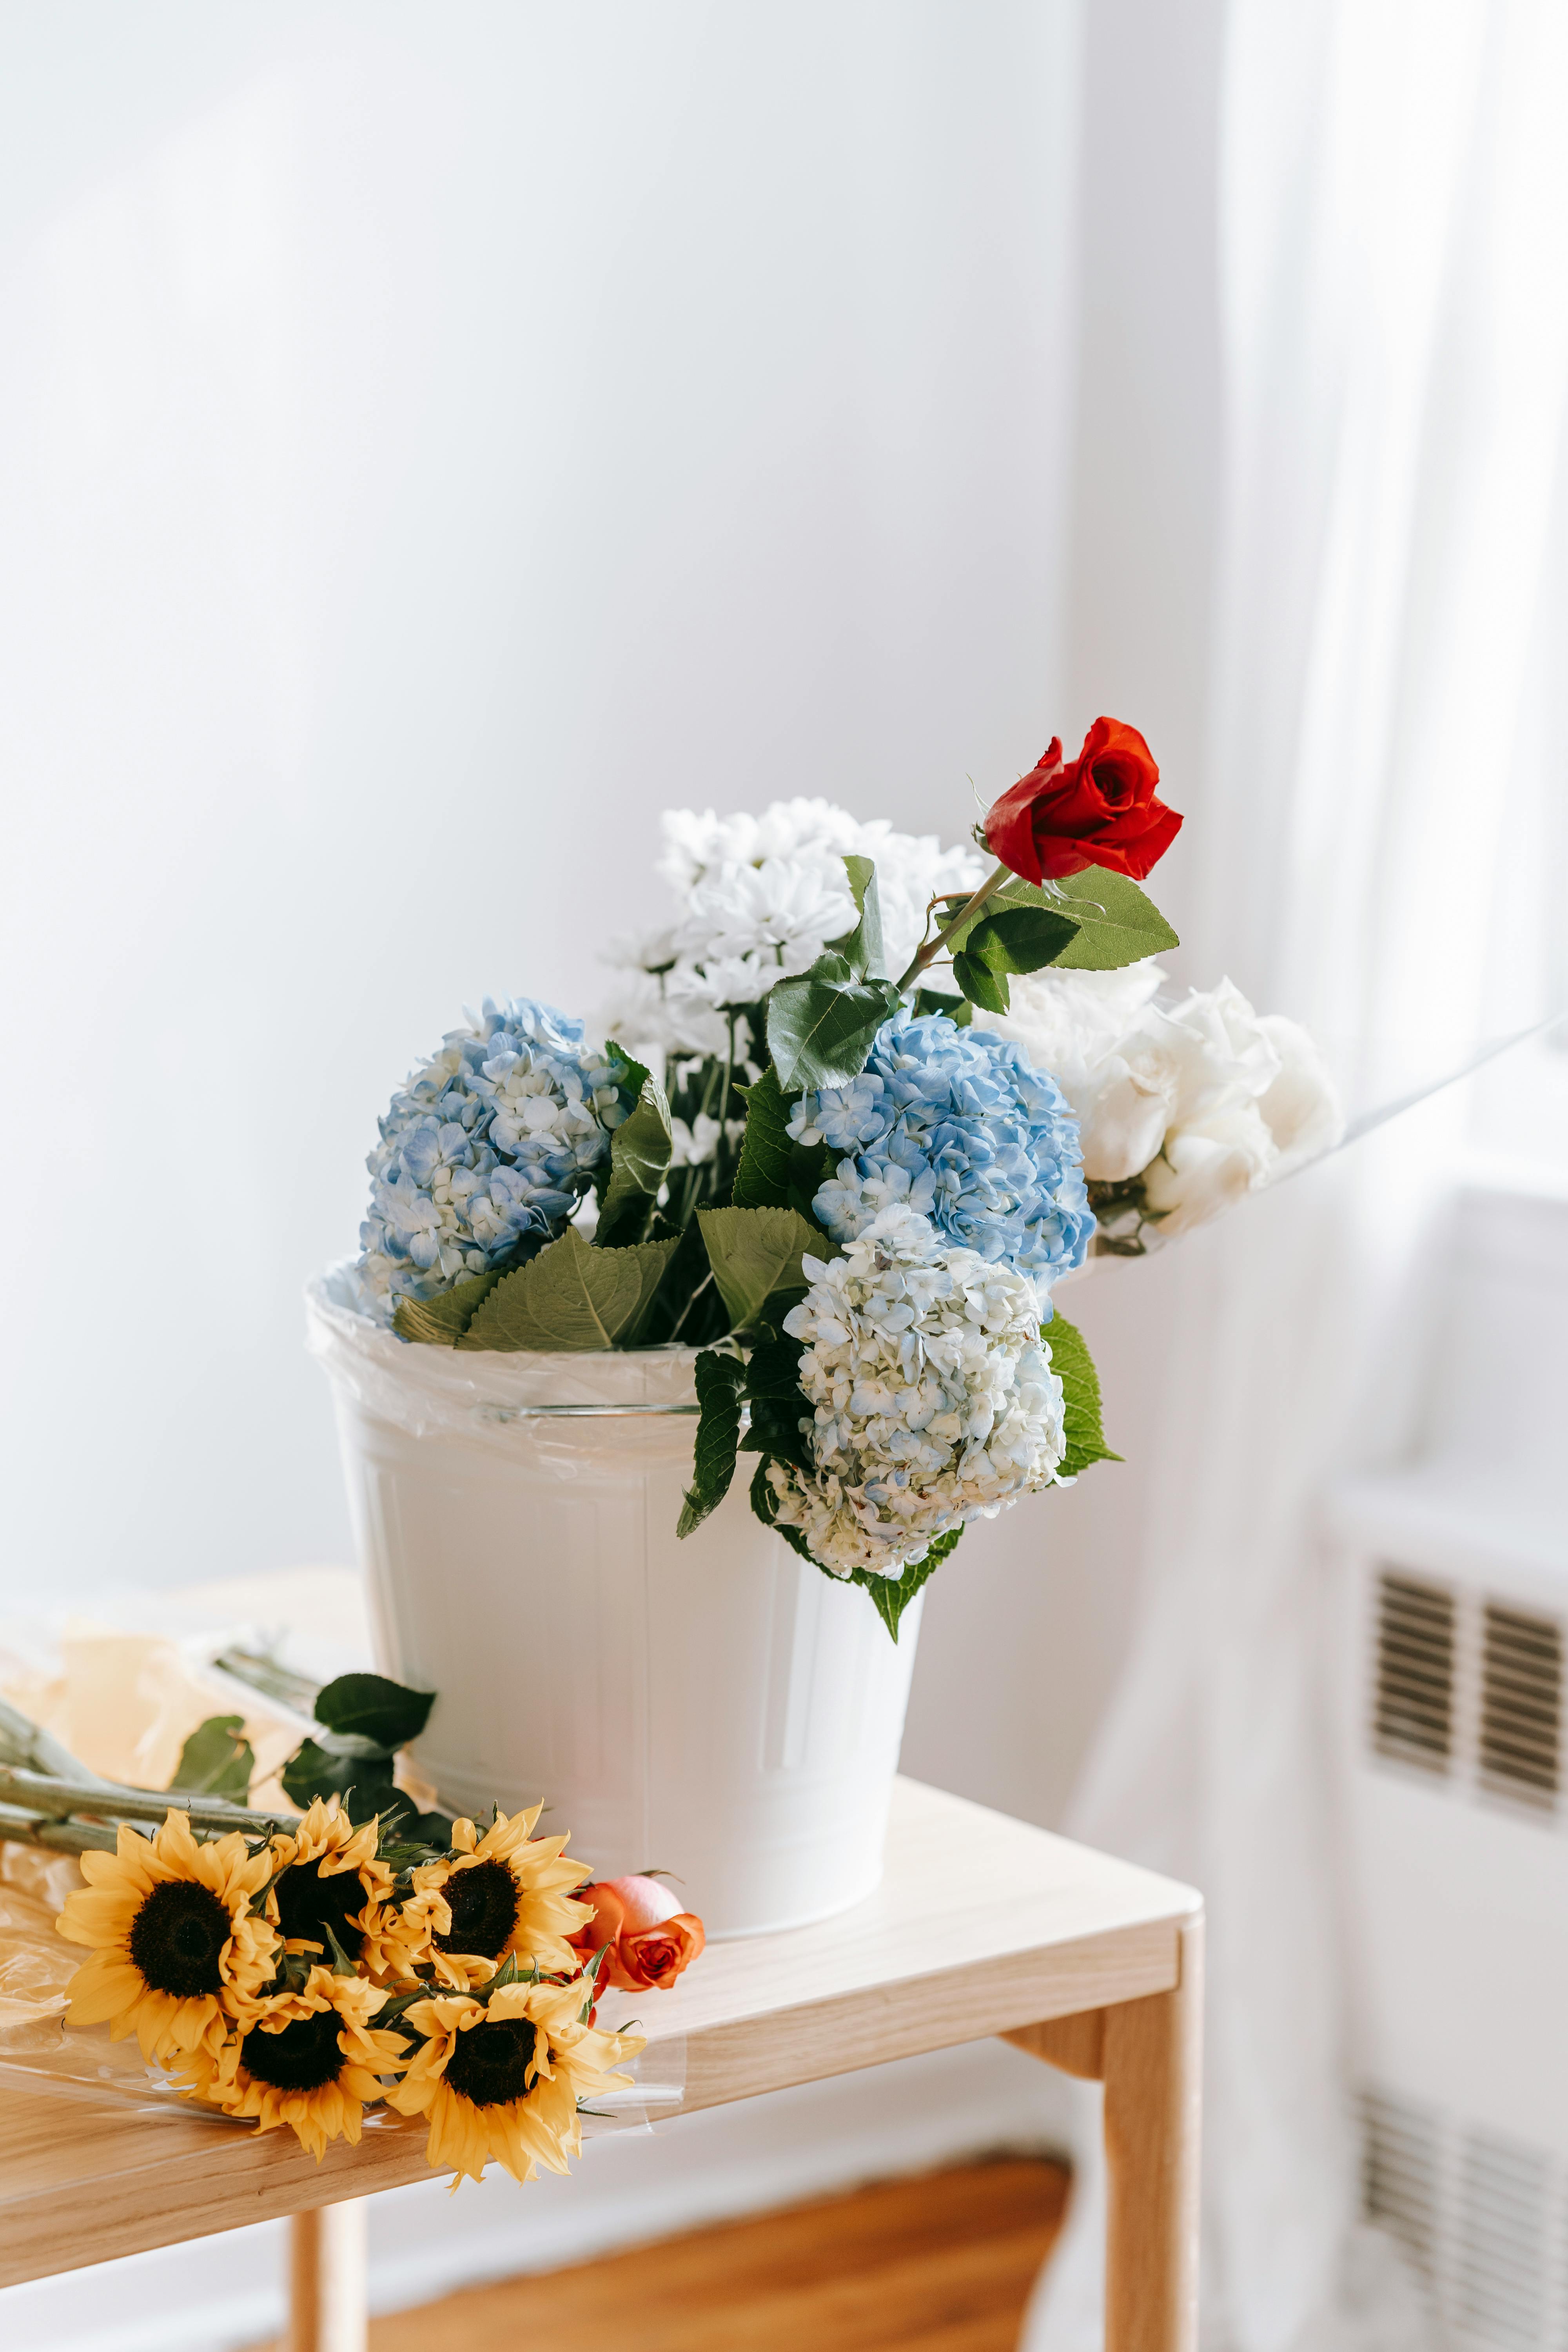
[
  {"x1": 357, "y1": 1857, "x2": 452, "y2": 1985},
  {"x1": 421, "y1": 1809, "x2": 593, "y2": 1990},
  {"x1": 387, "y1": 1975, "x2": 642, "y2": 2185},
  {"x1": 177, "y1": 1964, "x2": 407, "y2": 2157},
  {"x1": 57, "y1": 1810, "x2": 279, "y2": 2065},
  {"x1": 265, "y1": 1798, "x2": 392, "y2": 1973}
]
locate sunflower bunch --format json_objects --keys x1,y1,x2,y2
[{"x1": 56, "y1": 1795, "x2": 646, "y2": 2183}]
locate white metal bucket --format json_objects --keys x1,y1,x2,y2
[{"x1": 305, "y1": 1269, "x2": 923, "y2": 1938}]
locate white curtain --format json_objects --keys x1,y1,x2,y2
[{"x1": 1025, "y1": 2, "x2": 1568, "y2": 2346}]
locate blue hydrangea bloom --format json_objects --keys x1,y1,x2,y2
[
  {"x1": 787, "y1": 1008, "x2": 1094, "y2": 1284},
  {"x1": 357, "y1": 998, "x2": 632, "y2": 1321}
]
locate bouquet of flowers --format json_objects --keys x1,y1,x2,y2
[
  {"x1": 0, "y1": 1672, "x2": 703, "y2": 2187},
  {"x1": 350, "y1": 719, "x2": 1341, "y2": 1637}
]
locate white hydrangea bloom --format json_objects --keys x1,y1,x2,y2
[{"x1": 768, "y1": 1208, "x2": 1068, "y2": 1579}]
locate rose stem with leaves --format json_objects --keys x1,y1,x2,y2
[{"x1": 893, "y1": 860, "x2": 1016, "y2": 993}]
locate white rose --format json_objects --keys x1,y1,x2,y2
[
  {"x1": 1255, "y1": 1013, "x2": 1345, "y2": 1175},
  {"x1": 1142, "y1": 1099, "x2": 1277, "y2": 1232},
  {"x1": 1070, "y1": 978, "x2": 1276, "y2": 1183},
  {"x1": 980, "y1": 961, "x2": 1163, "y2": 1095}
]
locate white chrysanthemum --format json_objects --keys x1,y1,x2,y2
[
  {"x1": 768, "y1": 1208, "x2": 1067, "y2": 1579},
  {"x1": 609, "y1": 801, "x2": 986, "y2": 1048}
]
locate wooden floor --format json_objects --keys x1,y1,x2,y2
[{"x1": 369, "y1": 2158, "x2": 1069, "y2": 2352}]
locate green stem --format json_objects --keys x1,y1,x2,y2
[
  {"x1": 0, "y1": 1763, "x2": 288, "y2": 1838},
  {"x1": 666, "y1": 1269, "x2": 715, "y2": 1343},
  {"x1": 0, "y1": 1801, "x2": 120, "y2": 1855},
  {"x1": 893, "y1": 861, "x2": 1013, "y2": 994}
]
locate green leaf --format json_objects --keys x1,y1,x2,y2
[
  {"x1": 1042, "y1": 867, "x2": 1178, "y2": 970},
  {"x1": 697, "y1": 1205, "x2": 828, "y2": 1331},
  {"x1": 393, "y1": 1269, "x2": 505, "y2": 1347},
  {"x1": 677, "y1": 1350, "x2": 747, "y2": 1537},
  {"x1": 744, "y1": 1335, "x2": 807, "y2": 1399},
  {"x1": 740, "y1": 1393, "x2": 813, "y2": 1476},
  {"x1": 280, "y1": 1738, "x2": 405, "y2": 1828},
  {"x1": 827, "y1": 855, "x2": 888, "y2": 979},
  {"x1": 965, "y1": 904, "x2": 1082, "y2": 975},
  {"x1": 314, "y1": 1671, "x2": 435, "y2": 1747},
  {"x1": 1046, "y1": 1312, "x2": 1123, "y2": 1478},
  {"x1": 786, "y1": 1134, "x2": 834, "y2": 1223},
  {"x1": 169, "y1": 1715, "x2": 254, "y2": 1801},
  {"x1": 731, "y1": 1066, "x2": 795, "y2": 1210},
  {"x1": 461, "y1": 1226, "x2": 678, "y2": 1351},
  {"x1": 765, "y1": 953, "x2": 902, "y2": 1093},
  {"x1": 953, "y1": 949, "x2": 1010, "y2": 1014},
  {"x1": 913, "y1": 987, "x2": 973, "y2": 1027},
  {"x1": 597, "y1": 1052, "x2": 674, "y2": 1247},
  {"x1": 849, "y1": 1526, "x2": 964, "y2": 1641}
]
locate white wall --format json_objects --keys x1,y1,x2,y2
[{"x1": 0, "y1": 0, "x2": 1087, "y2": 1621}]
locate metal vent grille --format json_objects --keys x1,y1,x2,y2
[
  {"x1": 1453, "y1": 2131, "x2": 1548, "y2": 2350},
  {"x1": 1361, "y1": 2088, "x2": 1440, "y2": 2279},
  {"x1": 1480, "y1": 1602, "x2": 1562, "y2": 1809},
  {"x1": 1360, "y1": 2091, "x2": 1568, "y2": 2348},
  {"x1": 1373, "y1": 1570, "x2": 1455, "y2": 1773}
]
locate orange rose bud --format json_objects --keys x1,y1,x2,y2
[{"x1": 570, "y1": 1874, "x2": 705, "y2": 1993}]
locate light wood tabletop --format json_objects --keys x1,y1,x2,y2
[{"x1": 0, "y1": 1775, "x2": 1203, "y2": 2351}]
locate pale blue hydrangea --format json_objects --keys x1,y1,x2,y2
[
  {"x1": 357, "y1": 998, "x2": 632, "y2": 1322},
  {"x1": 786, "y1": 1008, "x2": 1094, "y2": 1284}
]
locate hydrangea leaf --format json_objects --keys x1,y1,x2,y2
[
  {"x1": 827, "y1": 855, "x2": 888, "y2": 980},
  {"x1": 394, "y1": 1269, "x2": 505, "y2": 1347},
  {"x1": 596, "y1": 1050, "x2": 673, "y2": 1247},
  {"x1": 953, "y1": 947, "x2": 1010, "y2": 1014},
  {"x1": 743, "y1": 1334, "x2": 807, "y2": 1399},
  {"x1": 697, "y1": 1205, "x2": 827, "y2": 1332},
  {"x1": 1038, "y1": 867, "x2": 1178, "y2": 969},
  {"x1": 169, "y1": 1715, "x2": 254, "y2": 1800},
  {"x1": 461, "y1": 1225, "x2": 678, "y2": 1351},
  {"x1": 849, "y1": 1526, "x2": 964, "y2": 1641},
  {"x1": 964, "y1": 904, "x2": 1081, "y2": 976},
  {"x1": 315, "y1": 1671, "x2": 435, "y2": 1747},
  {"x1": 677, "y1": 1350, "x2": 747, "y2": 1538},
  {"x1": 731, "y1": 1066, "x2": 795, "y2": 1210},
  {"x1": 765, "y1": 952, "x2": 903, "y2": 1093},
  {"x1": 786, "y1": 1135, "x2": 835, "y2": 1223},
  {"x1": 1046, "y1": 1312, "x2": 1123, "y2": 1477}
]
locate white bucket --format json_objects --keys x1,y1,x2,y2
[{"x1": 305, "y1": 1269, "x2": 923, "y2": 1938}]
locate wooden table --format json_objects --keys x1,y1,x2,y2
[{"x1": 0, "y1": 1777, "x2": 1202, "y2": 2351}]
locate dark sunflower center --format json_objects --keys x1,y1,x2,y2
[
  {"x1": 435, "y1": 1859, "x2": 519, "y2": 1958},
  {"x1": 240, "y1": 2005, "x2": 346, "y2": 2094},
  {"x1": 445, "y1": 2015, "x2": 537, "y2": 2110},
  {"x1": 126, "y1": 1879, "x2": 232, "y2": 1999},
  {"x1": 272, "y1": 1858, "x2": 367, "y2": 1963}
]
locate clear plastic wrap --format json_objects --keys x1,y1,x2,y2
[{"x1": 305, "y1": 1265, "x2": 701, "y2": 1477}]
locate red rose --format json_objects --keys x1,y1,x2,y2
[
  {"x1": 983, "y1": 718, "x2": 1181, "y2": 885},
  {"x1": 570, "y1": 1874, "x2": 705, "y2": 1993}
]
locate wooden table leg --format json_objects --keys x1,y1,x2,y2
[
  {"x1": 287, "y1": 2200, "x2": 368, "y2": 2352},
  {"x1": 1101, "y1": 1910, "x2": 1203, "y2": 2352}
]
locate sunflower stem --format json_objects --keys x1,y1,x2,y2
[
  {"x1": 0, "y1": 1800, "x2": 121, "y2": 1855},
  {"x1": 0, "y1": 1763, "x2": 290, "y2": 1839}
]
